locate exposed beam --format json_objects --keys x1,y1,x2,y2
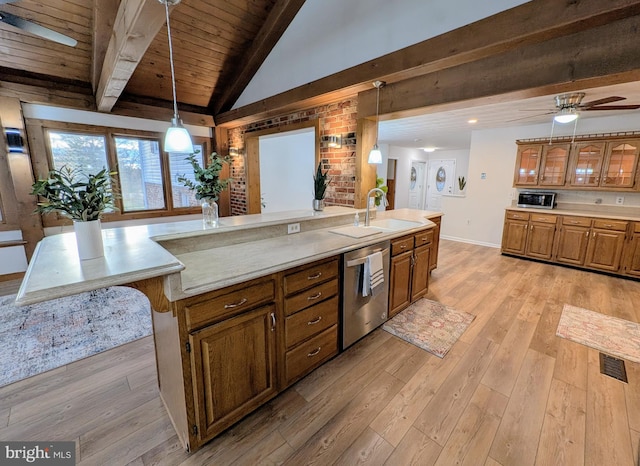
[
  {"x1": 95, "y1": 0, "x2": 169, "y2": 112},
  {"x1": 356, "y1": 14, "x2": 640, "y2": 119},
  {"x1": 215, "y1": 0, "x2": 640, "y2": 127},
  {"x1": 92, "y1": 0, "x2": 120, "y2": 94},
  {"x1": 210, "y1": 0, "x2": 306, "y2": 115},
  {"x1": 112, "y1": 100, "x2": 215, "y2": 127}
]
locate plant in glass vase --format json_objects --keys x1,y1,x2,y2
[
  {"x1": 31, "y1": 166, "x2": 118, "y2": 260},
  {"x1": 178, "y1": 151, "x2": 230, "y2": 226}
]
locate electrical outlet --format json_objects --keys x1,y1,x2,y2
[
  {"x1": 287, "y1": 223, "x2": 300, "y2": 234},
  {"x1": 616, "y1": 196, "x2": 625, "y2": 205}
]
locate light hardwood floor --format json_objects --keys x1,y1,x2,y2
[{"x1": 2, "y1": 240, "x2": 640, "y2": 465}]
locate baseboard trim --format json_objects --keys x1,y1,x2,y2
[
  {"x1": 440, "y1": 235, "x2": 501, "y2": 249},
  {"x1": 0, "y1": 271, "x2": 24, "y2": 282}
]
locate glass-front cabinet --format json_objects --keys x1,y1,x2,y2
[
  {"x1": 514, "y1": 145, "x2": 542, "y2": 185},
  {"x1": 568, "y1": 142, "x2": 606, "y2": 187},
  {"x1": 539, "y1": 143, "x2": 570, "y2": 186},
  {"x1": 601, "y1": 140, "x2": 640, "y2": 188}
]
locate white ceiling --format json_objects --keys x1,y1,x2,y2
[{"x1": 377, "y1": 81, "x2": 640, "y2": 151}]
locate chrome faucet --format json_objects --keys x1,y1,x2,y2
[{"x1": 365, "y1": 188, "x2": 387, "y2": 227}]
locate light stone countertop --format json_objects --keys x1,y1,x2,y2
[
  {"x1": 506, "y1": 202, "x2": 640, "y2": 221},
  {"x1": 16, "y1": 207, "x2": 441, "y2": 306}
]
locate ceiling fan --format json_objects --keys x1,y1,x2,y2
[
  {"x1": 514, "y1": 92, "x2": 640, "y2": 123},
  {"x1": 0, "y1": 0, "x2": 77, "y2": 47}
]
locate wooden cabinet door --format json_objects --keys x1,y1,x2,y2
[
  {"x1": 539, "y1": 144, "x2": 570, "y2": 186},
  {"x1": 569, "y1": 142, "x2": 606, "y2": 187},
  {"x1": 389, "y1": 251, "x2": 412, "y2": 318},
  {"x1": 410, "y1": 245, "x2": 430, "y2": 302},
  {"x1": 585, "y1": 229, "x2": 627, "y2": 272},
  {"x1": 429, "y1": 216, "x2": 441, "y2": 271},
  {"x1": 601, "y1": 140, "x2": 640, "y2": 188},
  {"x1": 525, "y1": 222, "x2": 556, "y2": 260},
  {"x1": 514, "y1": 145, "x2": 542, "y2": 186},
  {"x1": 555, "y1": 225, "x2": 590, "y2": 265},
  {"x1": 624, "y1": 232, "x2": 640, "y2": 277},
  {"x1": 502, "y1": 218, "x2": 528, "y2": 255},
  {"x1": 190, "y1": 304, "x2": 277, "y2": 442}
]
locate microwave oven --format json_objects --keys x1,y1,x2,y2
[{"x1": 517, "y1": 191, "x2": 557, "y2": 209}]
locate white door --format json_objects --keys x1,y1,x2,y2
[
  {"x1": 408, "y1": 161, "x2": 426, "y2": 209},
  {"x1": 426, "y1": 160, "x2": 456, "y2": 210}
]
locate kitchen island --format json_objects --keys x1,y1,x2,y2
[{"x1": 16, "y1": 206, "x2": 442, "y2": 451}]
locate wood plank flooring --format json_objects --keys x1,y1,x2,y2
[{"x1": 2, "y1": 240, "x2": 640, "y2": 465}]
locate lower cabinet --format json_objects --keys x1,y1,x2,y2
[
  {"x1": 501, "y1": 211, "x2": 557, "y2": 259},
  {"x1": 389, "y1": 228, "x2": 433, "y2": 318},
  {"x1": 555, "y1": 216, "x2": 591, "y2": 265},
  {"x1": 624, "y1": 222, "x2": 640, "y2": 277},
  {"x1": 584, "y1": 219, "x2": 627, "y2": 271}
]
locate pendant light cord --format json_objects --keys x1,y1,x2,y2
[
  {"x1": 375, "y1": 83, "x2": 380, "y2": 144},
  {"x1": 164, "y1": 1, "x2": 179, "y2": 121}
]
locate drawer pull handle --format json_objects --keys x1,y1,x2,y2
[
  {"x1": 570, "y1": 221, "x2": 578, "y2": 224},
  {"x1": 307, "y1": 347, "x2": 321, "y2": 357},
  {"x1": 400, "y1": 245, "x2": 407, "y2": 249},
  {"x1": 307, "y1": 316, "x2": 322, "y2": 325},
  {"x1": 307, "y1": 292, "x2": 322, "y2": 301},
  {"x1": 224, "y1": 298, "x2": 247, "y2": 309},
  {"x1": 604, "y1": 224, "x2": 612, "y2": 228},
  {"x1": 308, "y1": 272, "x2": 322, "y2": 280},
  {"x1": 270, "y1": 312, "x2": 276, "y2": 332}
]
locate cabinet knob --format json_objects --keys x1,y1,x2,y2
[
  {"x1": 224, "y1": 298, "x2": 248, "y2": 309},
  {"x1": 307, "y1": 347, "x2": 321, "y2": 357},
  {"x1": 307, "y1": 272, "x2": 322, "y2": 280},
  {"x1": 307, "y1": 316, "x2": 322, "y2": 325},
  {"x1": 307, "y1": 292, "x2": 322, "y2": 301}
]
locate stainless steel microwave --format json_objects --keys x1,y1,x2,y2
[{"x1": 517, "y1": 191, "x2": 557, "y2": 209}]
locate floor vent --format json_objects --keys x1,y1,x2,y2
[{"x1": 599, "y1": 353, "x2": 628, "y2": 383}]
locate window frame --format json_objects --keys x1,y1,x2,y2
[{"x1": 28, "y1": 119, "x2": 211, "y2": 227}]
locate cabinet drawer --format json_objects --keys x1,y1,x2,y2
[
  {"x1": 530, "y1": 213, "x2": 557, "y2": 224},
  {"x1": 284, "y1": 278, "x2": 338, "y2": 316},
  {"x1": 283, "y1": 258, "x2": 338, "y2": 296},
  {"x1": 562, "y1": 216, "x2": 592, "y2": 227},
  {"x1": 414, "y1": 229, "x2": 434, "y2": 248},
  {"x1": 635, "y1": 223, "x2": 640, "y2": 233},
  {"x1": 185, "y1": 280, "x2": 275, "y2": 330},
  {"x1": 285, "y1": 295, "x2": 338, "y2": 349},
  {"x1": 506, "y1": 211, "x2": 530, "y2": 221},
  {"x1": 593, "y1": 219, "x2": 628, "y2": 231},
  {"x1": 285, "y1": 325, "x2": 338, "y2": 385},
  {"x1": 391, "y1": 236, "x2": 414, "y2": 256}
]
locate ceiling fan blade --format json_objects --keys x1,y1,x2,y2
[
  {"x1": 0, "y1": 11, "x2": 77, "y2": 47},
  {"x1": 584, "y1": 105, "x2": 640, "y2": 110},
  {"x1": 506, "y1": 112, "x2": 555, "y2": 122},
  {"x1": 580, "y1": 96, "x2": 626, "y2": 108}
]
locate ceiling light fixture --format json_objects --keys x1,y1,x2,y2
[
  {"x1": 159, "y1": 0, "x2": 193, "y2": 154},
  {"x1": 368, "y1": 80, "x2": 385, "y2": 164},
  {"x1": 467, "y1": 118, "x2": 478, "y2": 124},
  {"x1": 554, "y1": 107, "x2": 578, "y2": 124},
  {"x1": 422, "y1": 147, "x2": 437, "y2": 153}
]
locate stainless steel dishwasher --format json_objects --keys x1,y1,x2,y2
[{"x1": 342, "y1": 240, "x2": 390, "y2": 349}]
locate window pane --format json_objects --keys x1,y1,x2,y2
[
  {"x1": 114, "y1": 137, "x2": 165, "y2": 211},
  {"x1": 48, "y1": 131, "x2": 108, "y2": 173},
  {"x1": 168, "y1": 145, "x2": 204, "y2": 208}
]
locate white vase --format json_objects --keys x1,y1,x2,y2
[
  {"x1": 202, "y1": 199, "x2": 219, "y2": 227},
  {"x1": 73, "y1": 219, "x2": 104, "y2": 260}
]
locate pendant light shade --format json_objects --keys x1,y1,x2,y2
[
  {"x1": 554, "y1": 108, "x2": 579, "y2": 124},
  {"x1": 368, "y1": 81, "x2": 385, "y2": 164},
  {"x1": 159, "y1": 0, "x2": 194, "y2": 154}
]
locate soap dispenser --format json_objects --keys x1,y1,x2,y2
[{"x1": 354, "y1": 212, "x2": 360, "y2": 226}]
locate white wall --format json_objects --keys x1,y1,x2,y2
[
  {"x1": 440, "y1": 113, "x2": 640, "y2": 247},
  {"x1": 430, "y1": 149, "x2": 470, "y2": 195},
  {"x1": 234, "y1": 0, "x2": 529, "y2": 108},
  {"x1": 259, "y1": 128, "x2": 315, "y2": 213},
  {"x1": 385, "y1": 146, "x2": 429, "y2": 209}
]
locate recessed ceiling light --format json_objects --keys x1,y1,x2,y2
[
  {"x1": 423, "y1": 147, "x2": 437, "y2": 152},
  {"x1": 468, "y1": 118, "x2": 478, "y2": 124}
]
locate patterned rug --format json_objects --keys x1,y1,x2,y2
[
  {"x1": 556, "y1": 304, "x2": 640, "y2": 364},
  {"x1": 0, "y1": 286, "x2": 152, "y2": 387},
  {"x1": 382, "y1": 298, "x2": 475, "y2": 358}
]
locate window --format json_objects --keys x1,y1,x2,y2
[{"x1": 31, "y1": 122, "x2": 211, "y2": 227}]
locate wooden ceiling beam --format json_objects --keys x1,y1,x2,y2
[
  {"x1": 356, "y1": 14, "x2": 640, "y2": 120},
  {"x1": 215, "y1": 0, "x2": 640, "y2": 127},
  {"x1": 95, "y1": 0, "x2": 170, "y2": 113},
  {"x1": 210, "y1": 0, "x2": 306, "y2": 115},
  {"x1": 92, "y1": 0, "x2": 119, "y2": 94}
]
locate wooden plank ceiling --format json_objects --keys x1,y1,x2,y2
[{"x1": 0, "y1": 0, "x2": 292, "y2": 120}]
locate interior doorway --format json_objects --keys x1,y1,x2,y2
[
  {"x1": 408, "y1": 161, "x2": 426, "y2": 210},
  {"x1": 426, "y1": 159, "x2": 456, "y2": 211}
]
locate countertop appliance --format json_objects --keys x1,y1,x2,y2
[
  {"x1": 342, "y1": 240, "x2": 390, "y2": 350},
  {"x1": 517, "y1": 191, "x2": 557, "y2": 209}
]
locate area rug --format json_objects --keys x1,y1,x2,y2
[
  {"x1": 382, "y1": 299, "x2": 475, "y2": 358},
  {"x1": 556, "y1": 304, "x2": 640, "y2": 364},
  {"x1": 0, "y1": 286, "x2": 152, "y2": 387}
]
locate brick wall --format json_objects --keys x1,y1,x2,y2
[{"x1": 227, "y1": 98, "x2": 358, "y2": 216}]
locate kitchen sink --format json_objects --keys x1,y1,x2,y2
[
  {"x1": 368, "y1": 218, "x2": 423, "y2": 231},
  {"x1": 328, "y1": 226, "x2": 384, "y2": 238},
  {"x1": 329, "y1": 219, "x2": 422, "y2": 238}
]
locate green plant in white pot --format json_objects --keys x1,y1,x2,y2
[{"x1": 31, "y1": 166, "x2": 117, "y2": 260}]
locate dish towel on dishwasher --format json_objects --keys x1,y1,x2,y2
[{"x1": 363, "y1": 251, "x2": 384, "y2": 297}]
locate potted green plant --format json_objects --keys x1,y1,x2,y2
[
  {"x1": 178, "y1": 151, "x2": 230, "y2": 226},
  {"x1": 31, "y1": 166, "x2": 117, "y2": 260},
  {"x1": 458, "y1": 175, "x2": 467, "y2": 192},
  {"x1": 313, "y1": 161, "x2": 331, "y2": 211}
]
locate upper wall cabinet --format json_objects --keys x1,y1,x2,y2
[{"x1": 514, "y1": 136, "x2": 640, "y2": 191}]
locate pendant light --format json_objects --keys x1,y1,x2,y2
[
  {"x1": 368, "y1": 80, "x2": 385, "y2": 164},
  {"x1": 159, "y1": 0, "x2": 194, "y2": 154}
]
